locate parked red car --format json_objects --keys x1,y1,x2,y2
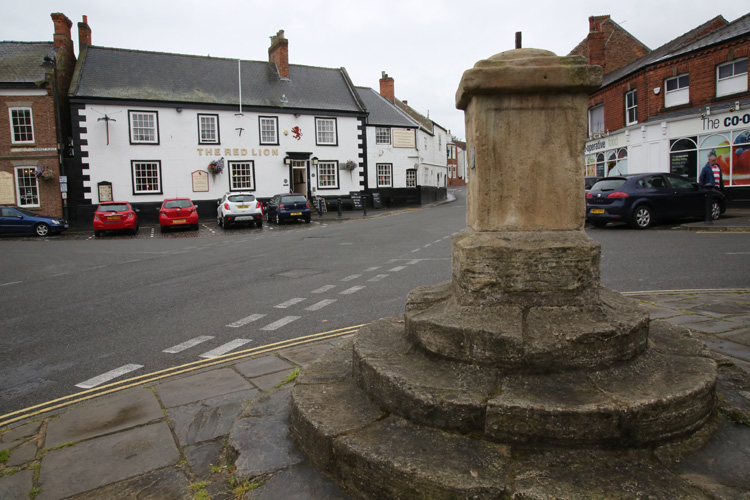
[
  {"x1": 159, "y1": 198, "x2": 199, "y2": 232},
  {"x1": 93, "y1": 201, "x2": 139, "y2": 236}
]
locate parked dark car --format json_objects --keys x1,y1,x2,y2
[
  {"x1": 586, "y1": 173, "x2": 726, "y2": 229},
  {"x1": 585, "y1": 176, "x2": 603, "y2": 192},
  {"x1": 0, "y1": 206, "x2": 68, "y2": 236},
  {"x1": 93, "y1": 201, "x2": 139, "y2": 236},
  {"x1": 265, "y1": 193, "x2": 311, "y2": 224}
]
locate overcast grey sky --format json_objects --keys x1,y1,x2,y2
[{"x1": 4, "y1": 1, "x2": 748, "y2": 139}]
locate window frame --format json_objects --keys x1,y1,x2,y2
[
  {"x1": 588, "y1": 104, "x2": 604, "y2": 135},
  {"x1": 376, "y1": 163, "x2": 393, "y2": 188},
  {"x1": 128, "y1": 110, "x2": 160, "y2": 145},
  {"x1": 315, "y1": 117, "x2": 338, "y2": 146},
  {"x1": 9, "y1": 107, "x2": 35, "y2": 144},
  {"x1": 375, "y1": 127, "x2": 391, "y2": 145},
  {"x1": 197, "y1": 113, "x2": 220, "y2": 144},
  {"x1": 131, "y1": 160, "x2": 162, "y2": 194},
  {"x1": 15, "y1": 167, "x2": 40, "y2": 207},
  {"x1": 258, "y1": 116, "x2": 279, "y2": 145},
  {"x1": 316, "y1": 161, "x2": 339, "y2": 189},
  {"x1": 664, "y1": 74, "x2": 690, "y2": 108},
  {"x1": 625, "y1": 89, "x2": 638, "y2": 126},
  {"x1": 406, "y1": 169, "x2": 417, "y2": 188},
  {"x1": 716, "y1": 58, "x2": 748, "y2": 97},
  {"x1": 228, "y1": 160, "x2": 256, "y2": 191}
]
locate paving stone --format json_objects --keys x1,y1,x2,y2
[
  {"x1": 155, "y1": 368, "x2": 254, "y2": 408},
  {"x1": 37, "y1": 422, "x2": 180, "y2": 500},
  {"x1": 249, "y1": 462, "x2": 350, "y2": 500},
  {"x1": 0, "y1": 421, "x2": 41, "y2": 445},
  {"x1": 683, "y1": 319, "x2": 737, "y2": 334},
  {"x1": 703, "y1": 337, "x2": 750, "y2": 364},
  {"x1": 719, "y1": 329, "x2": 750, "y2": 347},
  {"x1": 229, "y1": 389, "x2": 304, "y2": 480},
  {"x1": 45, "y1": 387, "x2": 163, "y2": 448},
  {"x1": 167, "y1": 389, "x2": 257, "y2": 446},
  {"x1": 250, "y1": 369, "x2": 297, "y2": 392},
  {"x1": 278, "y1": 343, "x2": 335, "y2": 366},
  {"x1": 688, "y1": 302, "x2": 750, "y2": 316},
  {"x1": 184, "y1": 439, "x2": 225, "y2": 480},
  {"x1": 6, "y1": 439, "x2": 37, "y2": 467},
  {"x1": 0, "y1": 469, "x2": 33, "y2": 500},
  {"x1": 67, "y1": 467, "x2": 192, "y2": 500},
  {"x1": 234, "y1": 355, "x2": 294, "y2": 378},
  {"x1": 639, "y1": 303, "x2": 682, "y2": 319}
]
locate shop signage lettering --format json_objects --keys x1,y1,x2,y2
[
  {"x1": 701, "y1": 112, "x2": 750, "y2": 131},
  {"x1": 196, "y1": 148, "x2": 279, "y2": 157},
  {"x1": 584, "y1": 140, "x2": 606, "y2": 154}
]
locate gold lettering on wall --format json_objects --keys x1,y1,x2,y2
[{"x1": 196, "y1": 148, "x2": 278, "y2": 157}]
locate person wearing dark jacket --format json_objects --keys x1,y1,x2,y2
[{"x1": 699, "y1": 151, "x2": 723, "y2": 224}]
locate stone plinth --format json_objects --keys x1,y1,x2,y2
[{"x1": 288, "y1": 47, "x2": 718, "y2": 499}]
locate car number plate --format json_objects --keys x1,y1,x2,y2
[
  {"x1": 173, "y1": 218, "x2": 186, "y2": 223},
  {"x1": 290, "y1": 212, "x2": 302, "y2": 216},
  {"x1": 236, "y1": 216, "x2": 252, "y2": 221},
  {"x1": 107, "y1": 215, "x2": 121, "y2": 220},
  {"x1": 238, "y1": 205, "x2": 248, "y2": 209},
  {"x1": 590, "y1": 209, "x2": 605, "y2": 214}
]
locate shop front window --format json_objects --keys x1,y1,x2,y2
[
  {"x1": 15, "y1": 167, "x2": 39, "y2": 207},
  {"x1": 731, "y1": 129, "x2": 750, "y2": 186},
  {"x1": 669, "y1": 137, "x2": 697, "y2": 178},
  {"x1": 700, "y1": 134, "x2": 732, "y2": 185},
  {"x1": 606, "y1": 149, "x2": 628, "y2": 176}
]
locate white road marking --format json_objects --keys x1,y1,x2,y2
[
  {"x1": 261, "y1": 316, "x2": 301, "y2": 330},
  {"x1": 275, "y1": 298, "x2": 306, "y2": 308},
  {"x1": 363, "y1": 266, "x2": 380, "y2": 272},
  {"x1": 411, "y1": 248, "x2": 421, "y2": 253},
  {"x1": 200, "y1": 339, "x2": 253, "y2": 358},
  {"x1": 0, "y1": 281, "x2": 22, "y2": 287},
  {"x1": 341, "y1": 274, "x2": 362, "y2": 281},
  {"x1": 340, "y1": 286, "x2": 365, "y2": 295},
  {"x1": 368, "y1": 274, "x2": 389, "y2": 282},
  {"x1": 163, "y1": 336, "x2": 214, "y2": 353},
  {"x1": 75, "y1": 364, "x2": 144, "y2": 389},
  {"x1": 388, "y1": 266, "x2": 407, "y2": 272},
  {"x1": 311, "y1": 285, "x2": 336, "y2": 294},
  {"x1": 406, "y1": 260, "x2": 421, "y2": 265},
  {"x1": 305, "y1": 299, "x2": 337, "y2": 311},
  {"x1": 227, "y1": 314, "x2": 267, "y2": 328}
]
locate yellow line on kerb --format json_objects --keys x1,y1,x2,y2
[{"x1": 0, "y1": 324, "x2": 365, "y2": 429}]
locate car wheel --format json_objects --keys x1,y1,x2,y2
[
  {"x1": 256, "y1": 218, "x2": 263, "y2": 228},
  {"x1": 193, "y1": 224, "x2": 200, "y2": 231},
  {"x1": 591, "y1": 221, "x2": 608, "y2": 228},
  {"x1": 35, "y1": 223, "x2": 50, "y2": 236},
  {"x1": 217, "y1": 215, "x2": 223, "y2": 227},
  {"x1": 94, "y1": 230, "x2": 103, "y2": 237},
  {"x1": 304, "y1": 216, "x2": 311, "y2": 223},
  {"x1": 222, "y1": 216, "x2": 229, "y2": 228},
  {"x1": 630, "y1": 206, "x2": 652, "y2": 229},
  {"x1": 266, "y1": 211, "x2": 271, "y2": 222},
  {"x1": 710, "y1": 200, "x2": 721, "y2": 220},
  {"x1": 275, "y1": 213, "x2": 282, "y2": 225},
  {"x1": 160, "y1": 225, "x2": 167, "y2": 233}
]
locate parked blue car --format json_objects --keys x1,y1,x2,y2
[
  {"x1": 264, "y1": 193, "x2": 311, "y2": 224},
  {"x1": 586, "y1": 173, "x2": 726, "y2": 229},
  {"x1": 0, "y1": 206, "x2": 68, "y2": 236}
]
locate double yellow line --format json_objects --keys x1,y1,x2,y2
[{"x1": 0, "y1": 324, "x2": 364, "y2": 429}]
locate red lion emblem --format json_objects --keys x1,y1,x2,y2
[{"x1": 291, "y1": 126, "x2": 302, "y2": 140}]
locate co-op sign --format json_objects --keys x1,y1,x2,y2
[{"x1": 702, "y1": 111, "x2": 750, "y2": 131}]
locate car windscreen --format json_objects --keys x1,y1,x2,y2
[
  {"x1": 591, "y1": 179, "x2": 627, "y2": 191},
  {"x1": 98, "y1": 204, "x2": 129, "y2": 212},
  {"x1": 228, "y1": 195, "x2": 255, "y2": 203},
  {"x1": 281, "y1": 196, "x2": 307, "y2": 203},
  {"x1": 164, "y1": 200, "x2": 192, "y2": 209}
]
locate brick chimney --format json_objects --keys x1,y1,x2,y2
[
  {"x1": 379, "y1": 71, "x2": 395, "y2": 103},
  {"x1": 268, "y1": 30, "x2": 289, "y2": 79},
  {"x1": 78, "y1": 15, "x2": 92, "y2": 53},
  {"x1": 51, "y1": 13, "x2": 72, "y2": 50},
  {"x1": 587, "y1": 15, "x2": 610, "y2": 70}
]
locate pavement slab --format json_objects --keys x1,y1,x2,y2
[
  {"x1": 234, "y1": 355, "x2": 295, "y2": 378},
  {"x1": 278, "y1": 343, "x2": 335, "y2": 366},
  {"x1": 249, "y1": 369, "x2": 297, "y2": 392},
  {"x1": 37, "y1": 422, "x2": 180, "y2": 500},
  {"x1": 184, "y1": 439, "x2": 225, "y2": 481},
  {"x1": 0, "y1": 469, "x2": 34, "y2": 500},
  {"x1": 167, "y1": 388, "x2": 258, "y2": 446},
  {"x1": 248, "y1": 462, "x2": 350, "y2": 500},
  {"x1": 45, "y1": 386, "x2": 163, "y2": 448},
  {"x1": 6, "y1": 439, "x2": 37, "y2": 467},
  {"x1": 66, "y1": 467, "x2": 192, "y2": 500},
  {"x1": 154, "y1": 367, "x2": 254, "y2": 408},
  {"x1": 0, "y1": 421, "x2": 41, "y2": 445}
]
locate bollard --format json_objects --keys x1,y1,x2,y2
[{"x1": 337, "y1": 197, "x2": 342, "y2": 217}]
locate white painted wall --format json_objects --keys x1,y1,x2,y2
[{"x1": 78, "y1": 104, "x2": 362, "y2": 203}]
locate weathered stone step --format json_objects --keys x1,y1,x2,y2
[
  {"x1": 290, "y1": 337, "x2": 714, "y2": 499},
  {"x1": 351, "y1": 317, "x2": 716, "y2": 446}
]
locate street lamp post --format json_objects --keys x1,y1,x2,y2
[{"x1": 42, "y1": 55, "x2": 67, "y2": 220}]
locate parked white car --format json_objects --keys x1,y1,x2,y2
[{"x1": 217, "y1": 192, "x2": 263, "y2": 228}]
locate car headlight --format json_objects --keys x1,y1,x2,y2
[{"x1": 51, "y1": 220, "x2": 60, "y2": 225}]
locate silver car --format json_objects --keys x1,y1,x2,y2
[{"x1": 217, "y1": 192, "x2": 263, "y2": 228}]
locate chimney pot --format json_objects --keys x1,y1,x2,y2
[
  {"x1": 78, "y1": 15, "x2": 92, "y2": 53},
  {"x1": 379, "y1": 71, "x2": 395, "y2": 103},
  {"x1": 50, "y1": 13, "x2": 73, "y2": 50},
  {"x1": 268, "y1": 30, "x2": 289, "y2": 79}
]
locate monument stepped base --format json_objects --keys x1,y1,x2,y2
[{"x1": 290, "y1": 312, "x2": 720, "y2": 499}]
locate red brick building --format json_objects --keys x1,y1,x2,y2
[
  {"x1": 0, "y1": 13, "x2": 78, "y2": 218},
  {"x1": 575, "y1": 12, "x2": 750, "y2": 203}
]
